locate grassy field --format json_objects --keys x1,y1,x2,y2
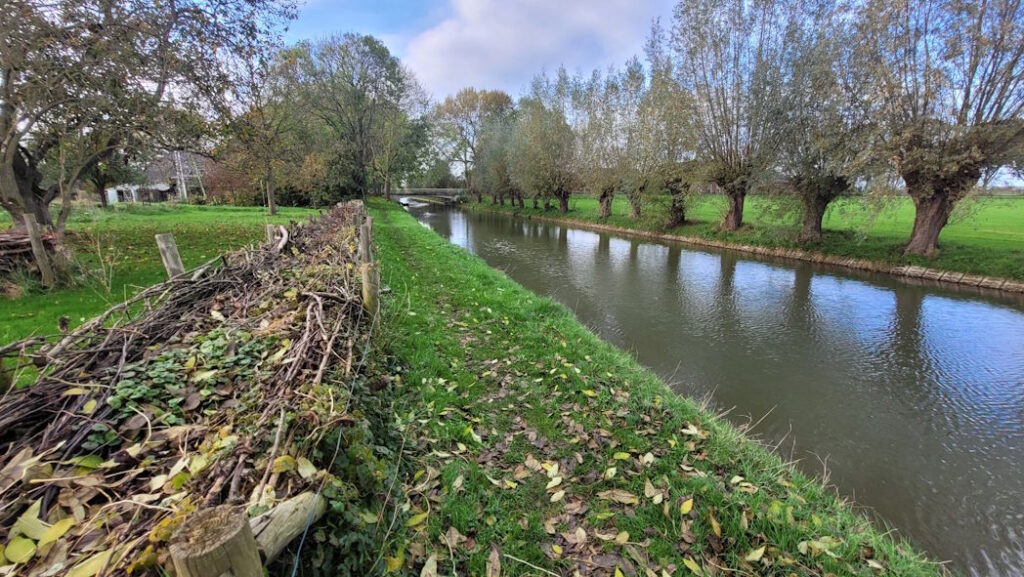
[
  {"x1": 0, "y1": 203, "x2": 314, "y2": 345},
  {"x1": 466, "y1": 195, "x2": 1024, "y2": 280},
  {"x1": 371, "y1": 199, "x2": 941, "y2": 576}
]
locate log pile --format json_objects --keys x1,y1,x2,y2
[
  {"x1": 0, "y1": 229, "x2": 57, "y2": 277},
  {"x1": 0, "y1": 201, "x2": 377, "y2": 575}
]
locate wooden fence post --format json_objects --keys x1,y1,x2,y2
[
  {"x1": 169, "y1": 506, "x2": 262, "y2": 577},
  {"x1": 265, "y1": 224, "x2": 277, "y2": 244},
  {"x1": 155, "y1": 233, "x2": 186, "y2": 278},
  {"x1": 23, "y1": 215, "x2": 55, "y2": 288},
  {"x1": 359, "y1": 213, "x2": 378, "y2": 314}
]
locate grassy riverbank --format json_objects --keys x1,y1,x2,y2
[
  {"x1": 463, "y1": 195, "x2": 1024, "y2": 281},
  {"x1": 371, "y1": 199, "x2": 942, "y2": 576},
  {"x1": 0, "y1": 204, "x2": 313, "y2": 344}
]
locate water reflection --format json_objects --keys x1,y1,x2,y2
[{"x1": 407, "y1": 201, "x2": 1024, "y2": 576}]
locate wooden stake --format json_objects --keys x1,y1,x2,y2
[
  {"x1": 359, "y1": 222, "x2": 373, "y2": 264},
  {"x1": 265, "y1": 224, "x2": 277, "y2": 244},
  {"x1": 155, "y1": 233, "x2": 186, "y2": 278},
  {"x1": 170, "y1": 506, "x2": 262, "y2": 577},
  {"x1": 361, "y1": 262, "x2": 379, "y2": 314},
  {"x1": 23, "y1": 215, "x2": 55, "y2": 288}
]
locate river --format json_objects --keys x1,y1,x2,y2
[{"x1": 404, "y1": 199, "x2": 1024, "y2": 576}]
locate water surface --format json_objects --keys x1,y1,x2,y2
[{"x1": 406, "y1": 200, "x2": 1024, "y2": 576}]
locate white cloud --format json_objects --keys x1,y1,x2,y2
[{"x1": 403, "y1": 0, "x2": 674, "y2": 100}]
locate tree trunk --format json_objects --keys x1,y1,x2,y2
[
  {"x1": 904, "y1": 190, "x2": 955, "y2": 256},
  {"x1": 543, "y1": 195, "x2": 551, "y2": 211},
  {"x1": 798, "y1": 193, "x2": 830, "y2": 243},
  {"x1": 667, "y1": 192, "x2": 686, "y2": 228},
  {"x1": 384, "y1": 172, "x2": 392, "y2": 201},
  {"x1": 557, "y1": 193, "x2": 569, "y2": 213},
  {"x1": 598, "y1": 187, "x2": 613, "y2": 219},
  {"x1": 628, "y1": 194, "x2": 641, "y2": 220},
  {"x1": 721, "y1": 190, "x2": 745, "y2": 231},
  {"x1": 265, "y1": 163, "x2": 277, "y2": 216},
  {"x1": 532, "y1": 196, "x2": 539, "y2": 209}
]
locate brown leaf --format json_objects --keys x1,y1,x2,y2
[{"x1": 486, "y1": 545, "x2": 501, "y2": 577}]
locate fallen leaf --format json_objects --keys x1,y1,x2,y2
[
  {"x1": 67, "y1": 550, "x2": 113, "y2": 577},
  {"x1": 4, "y1": 537, "x2": 35, "y2": 563},
  {"x1": 680, "y1": 498, "x2": 693, "y2": 515},
  {"x1": 296, "y1": 457, "x2": 316, "y2": 479},
  {"x1": 486, "y1": 545, "x2": 501, "y2": 577},
  {"x1": 550, "y1": 490, "x2": 565, "y2": 503},
  {"x1": 406, "y1": 511, "x2": 428, "y2": 527},
  {"x1": 385, "y1": 549, "x2": 405, "y2": 572},
  {"x1": 598, "y1": 489, "x2": 639, "y2": 505},
  {"x1": 745, "y1": 545, "x2": 766, "y2": 562},
  {"x1": 38, "y1": 517, "x2": 75, "y2": 548},
  {"x1": 709, "y1": 512, "x2": 721, "y2": 538},
  {"x1": 420, "y1": 553, "x2": 438, "y2": 577},
  {"x1": 546, "y1": 476, "x2": 562, "y2": 490},
  {"x1": 683, "y1": 556, "x2": 702, "y2": 575}
]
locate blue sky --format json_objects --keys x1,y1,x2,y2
[{"x1": 286, "y1": 0, "x2": 676, "y2": 99}]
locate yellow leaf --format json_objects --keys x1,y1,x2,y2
[
  {"x1": 82, "y1": 399, "x2": 97, "y2": 415},
  {"x1": 552, "y1": 544, "x2": 562, "y2": 555},
  {"x1": 385, "y1": 549, "x2": 405, "y2": 572},
  {"x1": 184, "y1": 356, "x2": 196, "y2": 370},
  {"x1": 550, "y1": 490, "x2": 565, "y2": 503},
  {"x1": 582, "y1": 389, "x2": 597, "y2": 397},
  {"x1": 615, "y1": 568, "x2": 625, "y2": 577},
  {"x1": 67, "y1": 550, "x2": 113, "y2": 577},
  {"x1": 709, "y1": 512, "x2": 721, "y2": 538},
  {"x1": 272, "y1": 455, "x2": 296, "y2": 474},
  {"x1": 296, "y1": 457, "x2": 316, "y2": 479},
  {"x1": 745, "y1": 545, "x2": 766, "y2": 562},
  {"x1": 604, "y1": 467, "x2": 616, "y2": 479},
  {"x1": 62, "y1": 388, "x2": 87, "y2": 396},
  {"x1": 406, "y1": 512, "x2": 428, "y2": 527},
  {"x1": 683, "y1": 556, "x2": 702, "y2": 575},
  {"x1": 680, "y1": 498, "x2": 693, "y2": 515},
  {"x1": 615, "y1": 531, "x2": 629, "y2": 544},
  {"x1": 38, "y1": 518, "x2": 74, "y2": 548},
  {"x1": 4, "y1": 537, "x2": 35, "y2": 564},
  {"x1": 546, "y1": 476, "x2": 562, "y2": 490},
  {"x1": 613, "y1": 452, "x2": 630, "y2": 460},
  {"x1": 644, "y1": 479, "x2": 657, "y2": 498}
]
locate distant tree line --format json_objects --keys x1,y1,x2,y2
[
  {"x1": 435, "y1": 0, "x2": 1024, "y2": 255},
  {"x1": 3, "y1": 0, "x2": 1021, "y2": 258}
]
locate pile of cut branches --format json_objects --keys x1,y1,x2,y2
[
  {"x1": 0, "y1": 229, "x2": 58, "y2": 278},
  {"x1": 0, "y1": 201, "x2": 384, "y2": 576}
]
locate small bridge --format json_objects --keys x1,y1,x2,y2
[{"x1": 397, "y1": 188, "x2": 466, "y2": 207}]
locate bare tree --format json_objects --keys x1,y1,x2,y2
[
  {"x1": 855, "y1": 0, "x2": 1024, "y2": 255},
  {"x1": 671, "y1": 0, "x2": 796, "y2": 230}
]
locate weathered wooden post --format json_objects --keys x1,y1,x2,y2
[
  {"x1": 155, "y1": 233, "x2": 186, "y2": 278},
  {"x1": 169, "y1": 506, "x2": 262, "y2": 577},
  {"x1": 265, "y1": 224, "x2": 277, "y2": 244},
  {"x1": 359, "y1": 214, "x2": 379, "y2": 314},
  {"x1": 23, "y1": 215, "x2": 55, "y2": 288}
]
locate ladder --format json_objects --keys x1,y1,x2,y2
[{"x1": 173, "y1": 151, "x2": 207, "y2": 200}]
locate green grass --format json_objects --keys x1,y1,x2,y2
[
  {"x1": 466, "y1": 194, "x2": 1024, "y2": 280},
  {"x1": 0, "y1": 203, "x2": 315, "y2": 345},
  {"x1": 371, "y1": 198, "x2": 943, "y2": 576}
]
